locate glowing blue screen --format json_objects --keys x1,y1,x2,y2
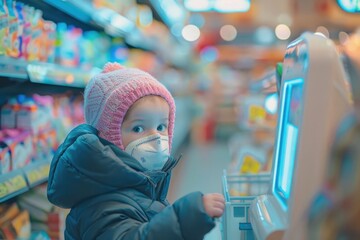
[{"x1": 274, "y1": 78, "x2": 303, "y2": 208}]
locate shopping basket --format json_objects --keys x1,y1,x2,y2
[{"x1": 221, "y1": 170, "x2": 271, "y2": 240}]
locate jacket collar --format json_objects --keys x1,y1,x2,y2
[{"x1": 47, "y1": 124, "x2": 181, "y2": 208}]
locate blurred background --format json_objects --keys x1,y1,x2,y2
[{"x1": 0, "y1": 0, "x2": 359, "y2": 239}]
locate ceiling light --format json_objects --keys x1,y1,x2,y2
[
  {"x1": 220, "y1": 25, "x2": 237, "y2": 41},
  {"x1": 275, "y1": 24, "x2": 291, "y2": 40},
  {"x1": 184, "y1": 0, "x2": 210, "y2": 11},
  {"x1": 182, "y1": 24, "x2": 201, "y2": 42},
  {"x1": 184, "y1": 0, "x2": 250, "y2": 12},
  {"x1": 214, "y1": 0, "x2": 250, "y2": 12}
]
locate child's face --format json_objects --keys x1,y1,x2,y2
[{"x1": 121, "y1": 96, "x2": 170, "y2": 149}]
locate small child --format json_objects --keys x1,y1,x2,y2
[{"x1": 47, "y1": 62, "x2": 225, "y2": 239}]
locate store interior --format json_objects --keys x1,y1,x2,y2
[{"x1": 0, "y1": 0, "x2": 360, "y2": 239}]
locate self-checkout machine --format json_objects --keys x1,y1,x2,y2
[{"x1": 249, "y1": 32, "x2": 353, "y2": 240}]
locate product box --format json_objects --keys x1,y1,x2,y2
[
  {"x1": 1, "y1": 98, "x2": 20, "y2": 129},
  {"x1": 0, "y1": 210, "x2": 31, "y2": 239},
  {"x1": 33, "y1": 129, "x2": 57, "y2": 162},
  {"x1": 27, "y1": 9, "x2": 43, "y2": 61},
  {"x1": 16, "y1": 101, "x2": 39, "y2": 133},
  {"x1": 17, "y1": 95, "x2": 53, "y2": 134},
  {"x1": 4, "y1": 0, "x2": 20, "y2": 58},
  {"x1": 0, "y1": 141, "x2": 11, "y2": 174},
  {"x1": 21, "y1": 5, "x2": 32, "y2": 60},
  {"x1": 42, "y1": 20, "x2": 56, "y2": 63},
  {"x1": 15, "y1": 1, "x2": 25, "y2": 58},
  {"x1": 0, "y1": 0, "x2": 9, "y2": 55},
  {"x1": 0, "y1": 129, "x2": 33, "y2": 170}
]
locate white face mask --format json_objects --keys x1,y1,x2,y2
[{"x1": 125, "y1": 134, "x2": 170, "y2": 171}]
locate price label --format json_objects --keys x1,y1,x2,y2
[
  {"x1": 0, "y1": 175, "x2": 27, "y2": 199},
  {"x1": 248, "y1": 105, "x2": 266, "y2": 123},
  {"x1": 240, "y1": 155, "x2": 261, "y2": 174},
  {"x1": 25, "y1": 164, "x2": 50, "y2": 185}
]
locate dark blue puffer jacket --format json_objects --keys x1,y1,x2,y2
[{"x1": 47, "y1": 124, "x2": 215, "y2": 240}]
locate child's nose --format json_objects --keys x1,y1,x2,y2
[{"x1": 149, "y1": 129, "x2": 160, "y2": 136}]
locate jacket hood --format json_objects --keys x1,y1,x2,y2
[{"x1": 47, "y1": 124, "x2": 178, "y2": 208}]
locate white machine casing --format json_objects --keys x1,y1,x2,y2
[{"x1": 249, "y1": 32, "x2": 353, "y2": 240}]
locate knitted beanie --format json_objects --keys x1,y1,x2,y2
[{"x1": 84, "y1": 62, "x2": 176, "y2": 151}]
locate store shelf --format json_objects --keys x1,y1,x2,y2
[
  {"x1": 23, "y1": 160, "x2": 51, "y2": 188},
  {"x1": 0, "y1": 159, "x2": 50, "y2": 203},
  {"x1": 0, "y1": 56, "x2": 101, "y2": 89},
  {"x1": 25, "y1": 0, "x2": 156, "y2": 51},
  {"x1": 0, "y1": 57, "x2": 28, "y2": 80},
  {"x1": 39, "y1": 0, "x2": 135, "y2": 37}
]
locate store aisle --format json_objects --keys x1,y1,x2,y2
[{"x1": 168, "y1": 140, "x2": 232, "y2": 240}]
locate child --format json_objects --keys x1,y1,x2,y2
[{"x1": 47, "y1": 62, "x2": 225, "y2": 239}]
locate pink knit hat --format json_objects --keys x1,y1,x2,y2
[{"x1": 84, "y1": 62, "x2": 176, "y2": 151}]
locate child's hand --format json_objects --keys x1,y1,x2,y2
[{"x1": 203, "y1": 193, "x2": 225, "y2": 218}]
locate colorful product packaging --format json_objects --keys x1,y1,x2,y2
[
  {"x1": 4, "y1": 0, "x2": 19, "y2": 58},
  {"x1": 0, "y1": 0, "x2": 9, "y2": 55},
  {"x1": 0, "y1": 129, "x2": 32, "y2": 170},
  {"x1": 42, "y1": 20, "x2": 56, "y2": 63},
  {"x1": 21, "y1": 5, "x2": 32, "y2": 60},
  {"x1": 33, "y1": 129, "x2": 57, "y2": 162},
  {"x1": 27, "y1": 9, "x2": 43, "y2": 61},
  {"x1": 59, "y1": 26, "x2": 81, "y2": 67},
  {"x1": 0, "y1": 208, "x2": 31, "y2": 239},
  {"x1": 15, "y1": 1, "x2": 24, "y2": 58},
  {"x1": 16, "y1": 99, "x2": 39, "y2": 133},
  {"x1": 0, "y1": 141, "x2": 11, "y2": 174},
  {"x1": 1, "y1": 97, "x2": 20, "y2": 129},
  {"x1": 17, "y1": 95, "x2": 53, "y2": 134},
  {"x1": 79, "y1": 31, "x2": 98, "y2": 69}
]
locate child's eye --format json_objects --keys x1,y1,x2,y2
[
  {"x1": 157, "y1": 124, "x2": 167, "y2": 132},
  {"x1": 132, "y1": 126, "x2": 144, "y2": 133}
]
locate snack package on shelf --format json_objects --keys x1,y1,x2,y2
[
  {"x1": 33, "y1": 129, "x2": 57, "y2": 162},
  {"x1": 0, "y1": 202, "x2": 31, "y2": 239},
  {"x1": 59, "y1": 25, "x2": 82, "y2": 67},
  {"x1": 70, "y1": 96, "x2": 84, "y2": 126},
  {"x1": 18, "y1": 186, "x2": 68, "y2": 240},
  {"x1": 0, "y1": 129, "x2": 33, "y2": 170},
  {"x1": 4, "y1": 0, "x2": 20, "y2": 58},
  {"x1": 21, "y1": 4, "x2": 32, "y2": 60},
  {"x1": 1, "y1": 97, "x2": 20, "y2": 129},
  {"x1": 0, "y1": 0, "x2": 9, "y2": 55},
  {"x1": 15, "y1": 95, "x2": 53, "y2": 135},
  {"x1": 27, "y1": 9, "x2": 43, "y2": 62},
  {"x1": 79, "y1": 31, "x2": 98, "y2": 69},
  {"x1": 15, "y1": 1, "x2": 24, "y2": 58},
  {"x1": 16, "y1": 98, "x2": 42, "y2": 135},
  {"x1": 40, "y1": 20, "x2": 56, "y2": 63},
  {"x1": 0, "y1": 141, "x2": 11, "y2": 174},
  {"x1": 51, "y1": 95, "x2": 74, "y2": 143},
  {"x1": 0, "y1": 93, "x2": 83, "y2": 170}
]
